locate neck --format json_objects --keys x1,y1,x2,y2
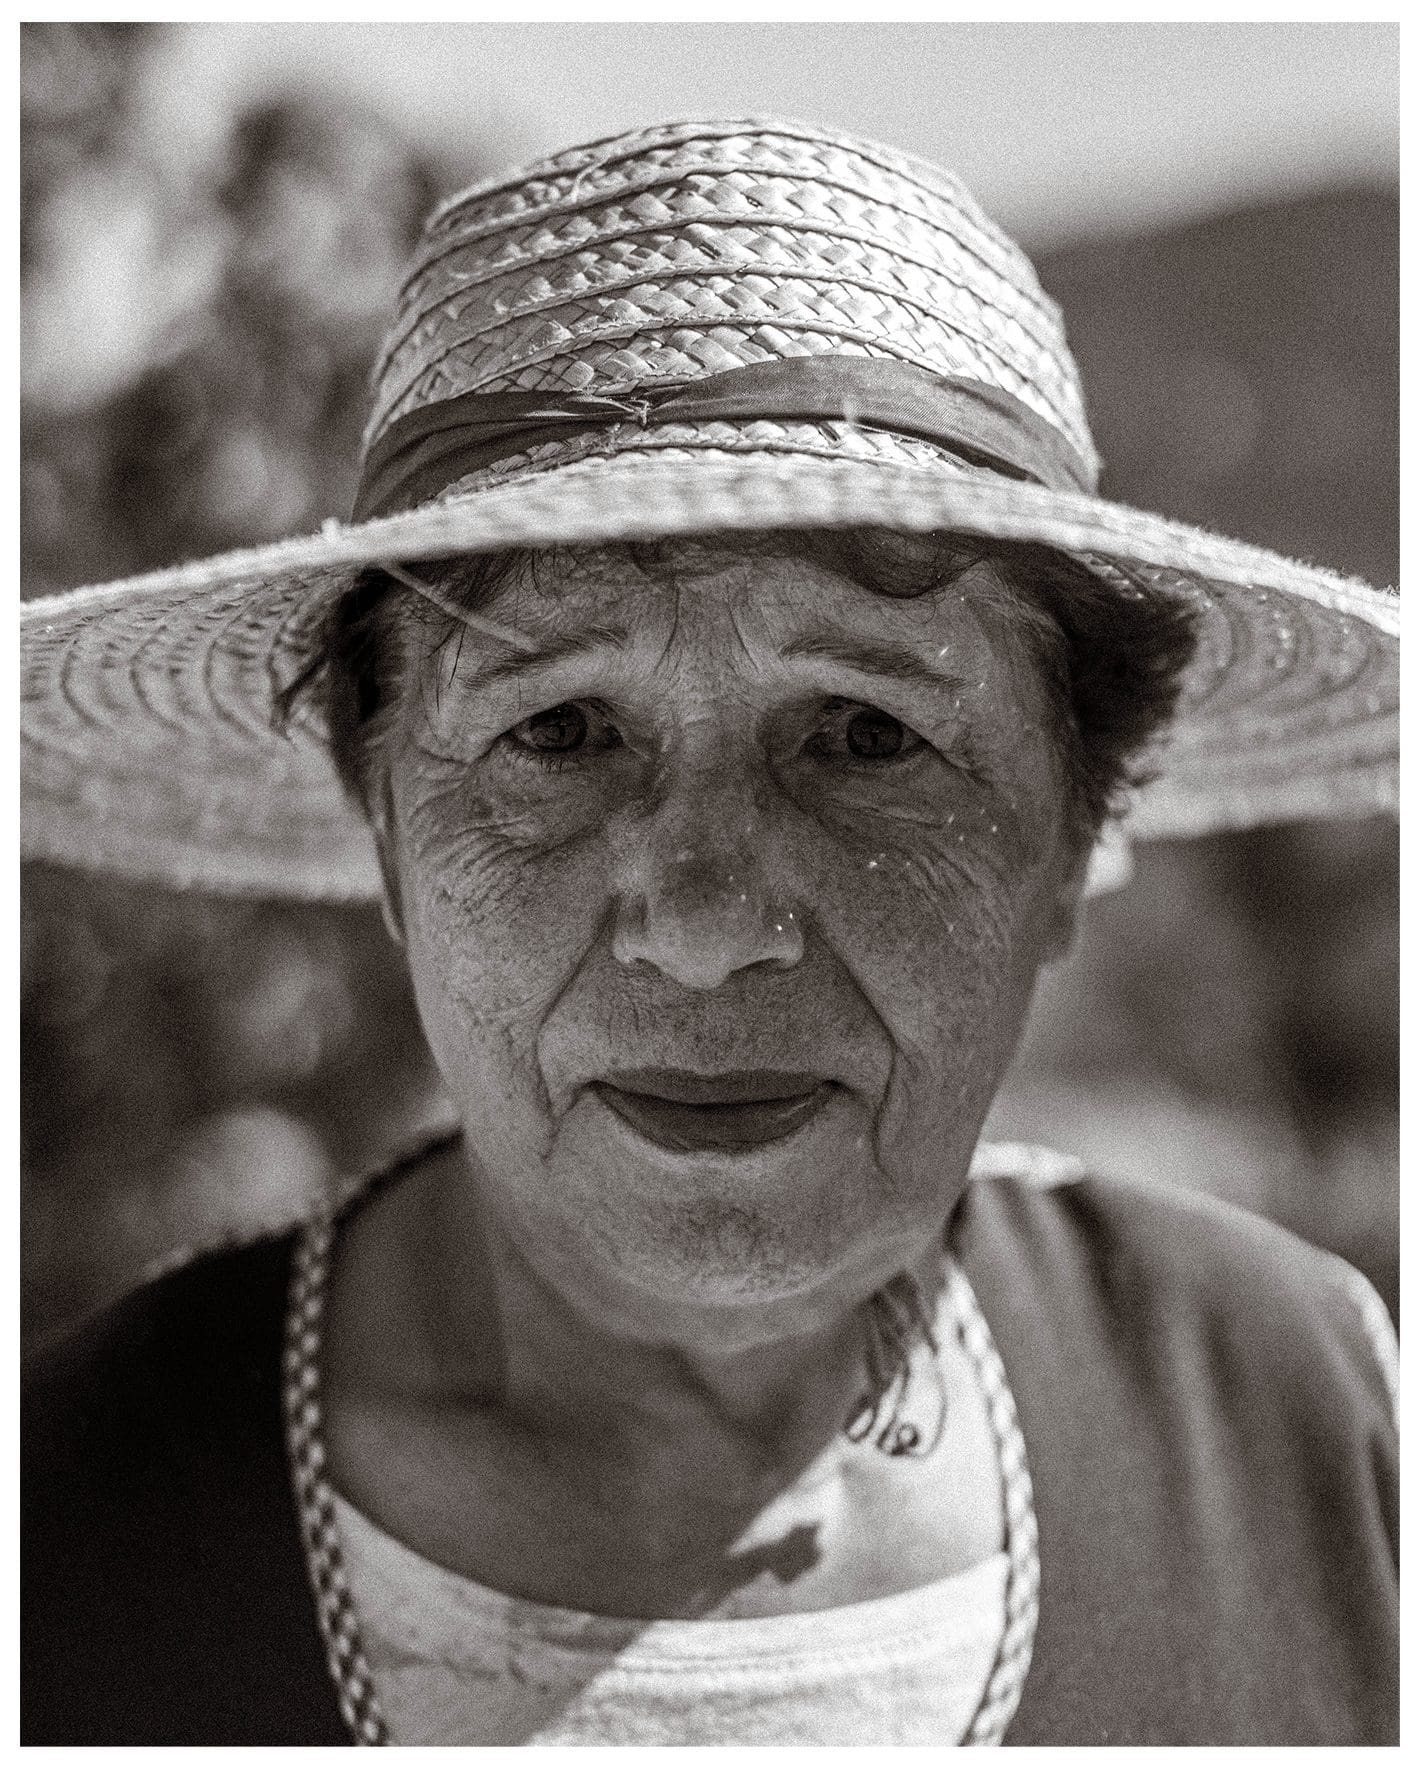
[
  {"x1": 319, "y1": 1138, "x2": 1008, "y2": 1620},
  {"x1": 339, "y1": 1140, "x2": 947, "y2": 1479}
]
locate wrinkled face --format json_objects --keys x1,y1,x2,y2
[{"x1": 377, "y1": 539, "x2": 1086, "y2": 1313}]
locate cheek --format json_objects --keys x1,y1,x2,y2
[
  {"x1": 816, "y1": 761, "x2": 1056, "y2": 973},
  {"x1": 824, "y1": 829, "x2": 1041, "y2": 1047},
  {"x1": 809, "y1": 793, "x2": 1059, "y2": 1171},
  {"x1": 394, "y1": 759, "x2": 609, "y2": 1072}
]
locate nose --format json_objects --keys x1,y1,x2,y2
[{"x1": 611, "y1": 765, "x2": 804, "y2": 991}]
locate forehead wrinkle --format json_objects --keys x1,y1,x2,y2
[
  {"x1": 440, "y1": 617, "x2": 638, "y2": 697},
  {"x1": 423, "y1": 541, "x2": 1034, "y2": 713}
]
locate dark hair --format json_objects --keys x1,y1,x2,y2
[{"x1": 277, "y1": 528, "x2": 1199, "y2": 847}]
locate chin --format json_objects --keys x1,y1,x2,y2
[
  {"x1": 503, "y1": 1090, "x2": 965, "y2": 1314},
  {"x1": 635, "y1": 1197, "x2": 835, "y2": 1300},
  {"x1": 569, "y1": 1167, "x2": 914, "y2": 1317},
  {"x1": 549, "y1": 1101, "x2": 819, "y2": 1266}
]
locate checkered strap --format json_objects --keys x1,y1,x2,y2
[
  {"x1": 946, "y1": 1258, "x2": 1040, "y2": 1744},
  {"x1": 283, "y1": 1214, "x2": 388, "y2": 1745}
]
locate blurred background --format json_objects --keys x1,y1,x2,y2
[{"x1": 20, "y1": 21, "x2": 1398, "y2": 1345}]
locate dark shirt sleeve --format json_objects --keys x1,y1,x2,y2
[{"x1": 22, "y1": 1236, "x2": 348, "y2": 1745}]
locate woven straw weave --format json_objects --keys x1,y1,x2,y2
[
  {"x1": 19, "y1": 118, "x2": 1398, "y2": 899},
  {"x1": 370, "y1": 119, "x2": 1093, "y2": 477}
]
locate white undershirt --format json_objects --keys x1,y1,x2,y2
[{"x1": 331, "y1": 1489, "x2": 1010, "y2": 1747}]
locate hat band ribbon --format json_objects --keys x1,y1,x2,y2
[{"x1": 353, "y1": 355, "x2": 1094, "y2": 521}]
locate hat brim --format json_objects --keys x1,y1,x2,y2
[{"x1": 21, "y1": 446, "x2": 1398, "y2": 901}]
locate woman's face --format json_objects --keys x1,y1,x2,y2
[{"x1": 378, "y1": 539, "x2": 1086, "y2": 1315}]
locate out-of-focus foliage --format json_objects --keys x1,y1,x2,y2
[
  {"x1": 22, "y1": 24, "x2": 458, "y2": 1338},
  {"x1": 20, "y1": 23, "x2": 1398, "y2": 1342},
  {"x1": 22, "y1": 22, "x2": 445, "y2": 594}
]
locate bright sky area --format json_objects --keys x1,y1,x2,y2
[{"x1": 142, "y1": 20, "x2": 1397, "y2": 248}]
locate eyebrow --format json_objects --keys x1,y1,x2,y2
[
  {"x1": 778, "y1": 633, "x2": 970, "y2": 699},
  {"x1": 445, "y1": 620, "x2": 634, "y2": 693}
]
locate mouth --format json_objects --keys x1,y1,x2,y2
[{"x1": 589, "y1": 1070, "x2": 837, "y2": 1154}]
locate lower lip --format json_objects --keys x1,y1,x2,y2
[{"x1": 590, "y1": 1083, "x2": 836, "y2": 1153}]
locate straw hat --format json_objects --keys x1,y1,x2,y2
[{"x1": 21, "y1": 118, "x2": 1398, "y2": 901}]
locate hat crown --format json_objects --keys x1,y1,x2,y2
[{"x1": 366, "y1": 117, "x2": 1099, "y2": 486}]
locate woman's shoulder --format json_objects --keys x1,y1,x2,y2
[
  {"x1": 957, "y1": 1150, "x2": 1397, "y2": 1436},
  {"x1": 963, "y1": 1155, "x2": 1397, "y2": 1746},
  {"x1": 24, "y1": 1229, "x2": 295, "y2": 1440},
  {"x1": 24, "y1": 1126, "x2": 463, "y2": 1447},
  {"x1": 23, "y1": 1229, "x2": 300, "y2": 1597}
]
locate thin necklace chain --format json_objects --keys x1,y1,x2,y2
[{"x1": 283, "y1": 1182, "x2": 1040, "y2": 1747}]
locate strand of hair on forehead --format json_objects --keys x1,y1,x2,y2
[{"x1": 377, "y1": 559, "x2": 540, "y2": 653}]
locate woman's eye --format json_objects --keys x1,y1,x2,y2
[
  {"x1": 805, "y1": 701, "x2": 924, "y2": 766},
  {"x1": 502, "y1": 701, "x2": 622, "y2": 771},
  {"x1": 520, "y1": 703, "x2": 588, "y2": 753},
  {"x1": 844, "y1": 708, "x2": 907, "y2": 760}
]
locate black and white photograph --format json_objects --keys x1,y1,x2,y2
[{"x1": 20, "y1": 18, "x2": 1398, "y2": 1747}]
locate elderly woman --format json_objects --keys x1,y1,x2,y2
[{"x1": 22, "y1": 120, "x2": 1397, "y2": 1746}]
